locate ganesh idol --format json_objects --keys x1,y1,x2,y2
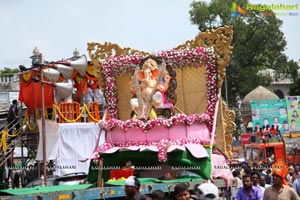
[{"x1": 129, "y1": 56, "x2": 170, "y2": 120}]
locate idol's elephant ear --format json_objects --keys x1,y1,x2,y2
[
  {"x1": 151, "y1": 68, "x2": 160, "y2": 80},
  {"x1": 137, "y1": 70, "x2": 145, "y2": 81}
]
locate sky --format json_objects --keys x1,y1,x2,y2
[{"x1": 0, "y1": 0, "x2": 299, "y2": 70}]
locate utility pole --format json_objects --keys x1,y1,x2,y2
[{"x1": 30, "y1": 47, "x2": 47, "y2": 185}]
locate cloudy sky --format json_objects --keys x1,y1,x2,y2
[{"x1": 0, "y1": 0, "x2": 299, "y2": 70}]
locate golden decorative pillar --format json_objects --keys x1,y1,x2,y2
[{"x1": 222, "y1": 100, "x2": 236, "y2": 159}]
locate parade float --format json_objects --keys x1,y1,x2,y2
[{"x1": 0, "y1": 26, "x2": 236, "y2": 199}]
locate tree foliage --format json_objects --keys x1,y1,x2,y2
[
  {"x1": 0, "y1": 67, "x2": 19, "y2": 76},
  {"x1": 189, "y1": 0, "x2": 288, "y2": 107},
  {"x1": 289, "y1": 78, "x2": 300, "y2": 96},
  {"x1": 286, "y1": 60, "x2": 300, "y2": 95}
]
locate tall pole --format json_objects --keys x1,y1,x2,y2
[
  {"x1": 39, "y1": 53, "x2": 47, "y2": 185},
  {"x1": 21, "y1": 137, "x2": 24, "y2": 186}
]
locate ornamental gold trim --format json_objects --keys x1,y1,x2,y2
[
  {"x1": 87, "y1": 42, "x2": 149, "y2": 90},
  {"x1": 174, "y1": 26, "x2": 233, "y2": 90},
  {"x1": 222, "y1": 100, "x2": 236, "y2": 159},
  {"x1": 87, "y1": 42, "x2": 149, "y2": 61},
  {"x1": 222, "y1": 100, "x2": 236, "y2": 133},
  {"x1": 87, "y1": 26, "x2": 233, "y2": 91},
  {"x1": 225, "y1": 133, "x2": 233, "y2": 159}
]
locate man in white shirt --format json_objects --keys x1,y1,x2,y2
[
  {"x1": 292, "y1": 176, "x2": 300, "y2": 196},
  {"x1": 259, "y1": 176, "x2": 271, "y2": 189},
  {"x1": 231, "y1": 169, "x2": 243, "y2": 200}
]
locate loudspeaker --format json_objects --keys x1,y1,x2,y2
[
  {"x1": 69, "y1": 55, "x2": 87, "y2": 76},
  {"x1": 54, "y1": 64, "x2": 74, "y2": 79},
  {"x1": 55, "y1": 79, "x2": 73, "y2": 102},
  {"x1": 54, "y1": 55, "x2": 88, "y2": 77},
  {"x1": 43, "y1": 68, "x2": 60, "y2": 82}
]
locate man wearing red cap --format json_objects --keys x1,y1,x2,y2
[{"x1": 263, "y1": 162, "x2": 300, "y2": 200}]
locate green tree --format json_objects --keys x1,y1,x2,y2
[
  {"x1": 0, "y1": 67, "x2": 19, "y2": 76},
  {"x1": 289, "y1": 78, "x2": 300, "y2": 96},
  {"x1": 189, "y1": 0, "x2": 287, "y2": 107},
  {"x1": 286, "y1": 60, "x2": 300, "y2": 95}
]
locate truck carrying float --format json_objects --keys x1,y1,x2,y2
[{"x1": 0, "y1": 26, "x2": 236, "y2": 199}]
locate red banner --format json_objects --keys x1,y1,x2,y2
[
  {"x1": 19, "y1": 73, "x2": 54, "y2": 113},
  {"x1": 241, "y1": 134, "x2": 251, "y2": 145}
]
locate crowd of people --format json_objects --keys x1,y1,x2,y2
[
  {"x1": 123, "y1": 175, "x2": 219, "y2": 200},
  {"x1": 230, "y1": 162, "x2": 300, "y2": 200},
  {"x1": 123, "y1": 161, "x2": 300, "y2": 200},
  {"x1": 250, "y1": 124, "x2": 282, "y2": 143}
]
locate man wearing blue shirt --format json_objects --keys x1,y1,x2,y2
[{"x1": 236, "y1": 174, "x2": 263, "y2": 200}]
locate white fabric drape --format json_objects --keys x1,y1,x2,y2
[
  {"x1": 36, "y1": 122, "x2": 105, "y2": 176},
  {"x1": 55, "y1": 123, "x2": 104, "y2": 176},
  {"x1": 36, "y1": 119, "x2": 60, "y2": 160}
]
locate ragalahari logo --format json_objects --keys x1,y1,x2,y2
[{"x1": 231, "y1": 2, "x2": 246, "y2": 19}]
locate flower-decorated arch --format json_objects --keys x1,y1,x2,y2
[
  {"x1": 88, "y1": 27, "x2": 233, "y2": 172},
  {"x1": 88, "y1": 26, "x2": 235, "y2": 159},
  {"x1": 102, "y1": 47, "x2": 217, "y2": 123}
]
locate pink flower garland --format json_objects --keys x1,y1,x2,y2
[
  {"x1": 99, "y1": 113, "x2": 211, "y2": 132},
  {"x1": 102, "y1": 47, "x2": 217, "y2": 129},
  {"x1": 95, "y1": 137, "x2": 210, "y2": 163},
  {"x1": 92, "y1": 142, "x2": 113, "y2": 163}
]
